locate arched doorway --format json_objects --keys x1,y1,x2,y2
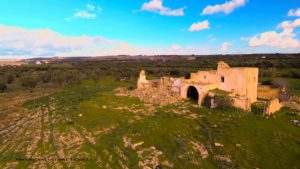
[{"x1": 187, "y1": 86, "x2": 199, "y2": 102}]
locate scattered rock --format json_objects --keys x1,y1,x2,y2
[
  {"x1": 161, "y1": 160, "x2": 173, "y2": 168},
  {"x1": 123, "y1": 136, "x2": 132, "y2": 148},
  {"x1": 190, "y1": 141, "x2": 209, "y2": 159},
  {"x1": 236, "y1": 144, "x2": 242, "y2": 147},
  {"x1": 291, "y1": 120, "x2": 300, "y2": 127},
  {"x1": 214, "y1": 142, "x2": 224, "y2": 147},
  {"x1": 132, "y1": 141, "x2": 144, "y2": 150},
  {"x1": 186, "y1": 113, "x2": 199, "y2": 119},
  {"x1": 214, "y1": 155, "x2": 232, "y2": 164}
]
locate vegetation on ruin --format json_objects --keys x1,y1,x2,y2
[{"x1": 209, "y1": 89, "x2": 230, "y2": 96}]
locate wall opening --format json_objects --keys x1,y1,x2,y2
[
  {"x1": 221, "y1": 76, "x2": 225, "y2": 83},
  {"x1": 187, "y1": 86, "x2": 199, "y2": 102}
]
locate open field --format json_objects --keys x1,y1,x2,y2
[
  {"x1": 0, "y1": 55, "x2": 300, "y2": 168},
  {"x1": 0, "y1": 77, "x2": 299, "y2": 169},
  {"x1": 0, "y1": 59, "x2": 26, "y2": 66}
]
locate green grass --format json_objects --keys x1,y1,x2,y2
[
  {"x1": 209, "y1": 89, "x2": 230, "y2": 96},
  {"x1": 259, "y1": 77, "x2": 300, "y2": 96},
  {"x1": 285, "y1": 78, "x2": 300, "y2": 96},
  {"x1": 10, "y1": 77, "x2": 300, "y2": 168}
]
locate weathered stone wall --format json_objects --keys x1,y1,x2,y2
[
  {"x1": 217, "y1": 67, "x2": 258, "y2": 103},
  {"x1": 232, "y1": 97, "x2": 251, "y2": 111},
  {"x1": 132, "y1": 70, "x2": 183, "y2": 105},
  {"x1": 190, "y1": 71, "x2": 220, "y2": 84},
  {"x1": 257, "y1": 85, "x2": 280, "y2": 99},
  {"x1": 264, "y1": 98, "x2": 282, "y2": 116}
]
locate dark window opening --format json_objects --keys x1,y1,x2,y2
[
  {"x1": 187, "y1": 86, "x2": 199, "y2": 103},
  {"x1": 221, "y1": 76, "x2": 225, "y2": 83},
  {"x1": 204, "y1": 75, "x2": 206, "y2": 79}
]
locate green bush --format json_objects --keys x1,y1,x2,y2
[
  {"x1": 0, "y1": 80, "x2": 7, "y2": 92},
  {"x1": 251, "y1": 102, "x2": 265, "y2": 115},
  {"x1": 41, "y1": 73, "x2": 51, "y2": 83},
  {"x1": 21, "y1": 77, "x2": 38, "y2": 89},
  {"x1": 6, "y1": 73, "x2": 15, "y2": 84},
  {"x1": 203, "y1": 95, "x2": 233, "y2": 110},
  {"x1": 214, "y1": 95, "x2": 233, "y2": 110}
]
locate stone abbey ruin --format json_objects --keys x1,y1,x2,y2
[
  {"x1": 118, "y1": 61, "x2": 283, "y2": 114},
  {"x1": 136, "y1": 61, "x2": 258, "y2": 111}
]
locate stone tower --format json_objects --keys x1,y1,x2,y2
[{"x1": 137, "y1": 70, "x2": 149, "y2": 89}]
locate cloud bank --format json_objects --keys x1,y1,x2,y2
[
  {"x1": 0, "y1": 24, "x2": 216, "y2": 58},
  {"x1": 0, "y1": 25, "x2": 114, "y2": 56},
  {"x1": 249, "y1": 18, "x2": 300, "y2": 48}
]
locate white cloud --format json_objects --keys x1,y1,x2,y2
[
  {"x1": 249, "y1": 31, "x2": 300, "y2": 48},
  {"x1": 74, "y1": 10, "x2": 96, "y2": 19},
  {"x1": 201, "y1": 0, "x2": 246, "y2": 15},
  {"x1": 207, "y1": 34, "x2": 217, "y2": 42},
  {"x1": 189, "y1": 20, "x2": 209, "y2": 32},
  {"x1": 86, "y1": 4, "x2": 96, "y2": 11},
  {"x1": 220, "y1": 42, "x2": 231, "y2": 53},
  {"x1": 288, "y1": 8, "x2": 300, "y2": 17},
  {"x1": 249, "y1": 18, "x2": 300, "y2": 48},
  {"x1": 67, "y1": 4, "x2": 102, "y2": 21},
  {"x1": 240, "y1": 36, "x2": 250, "y2": 41},
  {"x1": 141, "y1": 0, "x2": 185, "y2": 16},
  {"x1": 277, "y1": 18, "x2": 300, "y2": 36}
]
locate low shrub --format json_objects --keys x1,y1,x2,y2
[
  {"x1": 251, "y1": 102, "x2": 265, "y2": 115},
  {"x1": 21, "y1": 77, "x2": 38, "y2": 89},
  {"x1": 203, "y1": 95, "x2": 233, "y2": 110},
  {"x1": 214, "y1": 95, "x2": 233, "y2": 110},
  {"x1": 0, "y1": 80, "x2": 7, "y2": 92}
]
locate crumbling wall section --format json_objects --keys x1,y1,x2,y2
[{"x1": 264, "y1": 98, "x2": 282, "y2": 116}]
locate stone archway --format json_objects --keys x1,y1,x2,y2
[{"x1": 187, "y1": 86, "x2": 199, "y2": 102}]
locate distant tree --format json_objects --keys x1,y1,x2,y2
[
  {"x1": 41, "y1": 73, "x2": 51, "y2": 83},
  {"x1": 51, "y1": 73, "x2": 65, "y2": 86},
  {"x1": 21, "y1": 77, "x2": 38, "y2": 89},
  {"x1": 6, "y1": 73, "x2": 15, "y2": 84},
  {"x1": 170, "y1": 69, "x2": 180, "y2": 76}
]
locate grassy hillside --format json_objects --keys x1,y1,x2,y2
[{"x1": 0, "y1": 78, "x2": 299, "y2": 169}]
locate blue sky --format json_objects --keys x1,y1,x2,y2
[{"x1": 0, "y1": 0, "x2": 300, "y2": 58}]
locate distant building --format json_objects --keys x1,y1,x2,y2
[{"x1": 35, "y1": 61, "x2": 42, "y2": 65}]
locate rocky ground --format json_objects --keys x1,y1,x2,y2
[{"x1": 0, "y1": 79, "x2": 299, "y2": 169}]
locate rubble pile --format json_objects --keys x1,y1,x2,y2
[{"x1": 116, "y1": 86, "x2": 182, "y2": 106}]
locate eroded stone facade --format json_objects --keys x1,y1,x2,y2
[{"x1": 136, "y1": 61, "x2": 259, "y2": 111}]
